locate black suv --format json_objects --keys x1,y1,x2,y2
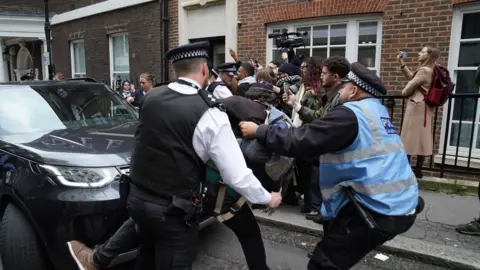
[{"x1": 0, "y1": 81, "x2": 213, "y2": 270}]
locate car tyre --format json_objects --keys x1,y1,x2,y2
[{"x1": 0, "y1": 204, "x2": 48, "y2": 270}]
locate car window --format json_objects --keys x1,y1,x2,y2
[{"x1": 0, "y1": 84, "x2": 138, "y2": 135}]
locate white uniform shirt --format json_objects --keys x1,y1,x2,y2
[
  {"x1": 167, "y1": 77, "x2": 271, "y2": 205},
  {"x1": 212, "y1": 77, "x2": 233, "y2": 99}
]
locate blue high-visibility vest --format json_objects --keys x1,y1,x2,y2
[{"x1": 319, "y1": 98, "x2": 418, "y2": 220}]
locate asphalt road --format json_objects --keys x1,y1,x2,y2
[{"x1": 114, "y1": 221, "x2": 452, "y2": 270}]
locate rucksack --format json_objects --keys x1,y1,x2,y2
[{"x1": 422, "y1": 64, "x2": 455, "y2": 107}]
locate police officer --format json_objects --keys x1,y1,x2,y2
[
  {"x1": 127, "y1": 41, "x2": 282, "y2": 270},
  {"x1": 206, "y1": 62, "x2": 236, "y2": 98},
  {"x1": 240, "y1": 62, "x2": 419, "y2": 270}
]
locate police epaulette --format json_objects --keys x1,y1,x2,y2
[{"x1": 198, "y1": 89, "x2": 226, "y2": 112}]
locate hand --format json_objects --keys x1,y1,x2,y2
[
  {"x1": 229, "y1": 48, "x2": 239, "y2": 62},
  {"x1": 397, "y1": 51, "x2": 405, "y2": 65},
  {"x1": 239, "y1": 121, "x2": 259, "y2": 138},
  {"x1": 282, "y1": 90, "x2": 296, "y2": 107},
  {"x1": 272, "y1": 85, "x2": 281, "y2": 94},
  {"x1": 266, "y1": 192, "x2": 282, "y2": 208},
  {"x1": 126, "y1": 97, "x2": 134, "y2": 103}
]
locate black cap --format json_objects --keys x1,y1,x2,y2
[
  {"x1": 165, "y1": 41, "x2": 210, "y2": 63},
  {"x1": 278, "y1": 63, "x2": 301, "y2": 76},
  {"x1": 218, "y1": 62, "x2": 237, "y2": 76},
  {"x1": 340, "y1": 62, "x2": 387, "y2": 96}
]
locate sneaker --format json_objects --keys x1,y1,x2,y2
[
  {"x1": 311, "y1": 215, "x2": 324, "y2": 225},
  {"x1": 305, "y1": 211, "x2": 319, "y2": 220},
  {"x1": 456, "y1": 218, "x2": 480, "y2": 236},
  {"x1": 67, "y1": 240, "x2": 98, "y2": 270}
]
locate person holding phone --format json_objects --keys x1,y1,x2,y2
[{"x1": 397, "y1": 47, "x2": 440, "y2": 178}]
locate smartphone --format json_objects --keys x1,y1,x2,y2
[{"x1": 401, "y1": 51, "x2": 407, "y2": 59}]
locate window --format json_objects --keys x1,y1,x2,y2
[
  {"x1": 267, "y1": 16, "x2": 382, "y2": 72},
  {"x1": 70, "y1": 40, "x2": 86, "y2": 78},
  {"x1": 444, "y1": 6, "x2": 480, "y2": 157},
  {"x1": 109, "y1": 33, "x2": 130, "y2": 89},
  {"x1": 0, "y1": 84, "x2": 138, "y2": 136}
]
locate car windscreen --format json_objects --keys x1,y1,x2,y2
[{"x1": 0, "y1": 84, "x2": 139, "y2": 136}]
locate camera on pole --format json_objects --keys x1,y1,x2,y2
[
  {"x1": 267, "y1": 30, "x2": 308, "y2": 50},
  {"x1": 268, "y1": 30, "x2": 307, "y2": 62}
]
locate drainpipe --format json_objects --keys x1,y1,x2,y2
[
  {"x1": 161, "y1": 0, "x2": 170, "y2": 82},
  {"x1": 44, "y1": 0, "x2": 54, "y2": 80}
]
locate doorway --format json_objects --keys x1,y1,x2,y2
[{"x1": 190, "y1": 36, "x2": 225, "y2": 69}]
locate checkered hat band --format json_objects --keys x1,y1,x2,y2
[
  {"x1": 347, "y1": 71, "x2": 381, "y2": 97},
  {"x1": 171, "y1": 49, "x2": 208, "y2": 62}
]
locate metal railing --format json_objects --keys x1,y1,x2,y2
[{"x1": 380, "y1": 93, "x2": 480, "y2": 179}]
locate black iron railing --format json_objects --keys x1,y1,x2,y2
[{"x1": 380, "y1": 93, "x2": 480, "y2": 178}]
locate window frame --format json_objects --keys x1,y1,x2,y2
[
  {"x1": 109, "y1": 33, "x2": 130, "y2": 88},
  {"x1": 265, "y1": 14, "x2": 383, "y2": 72},
  {"x1": 439, "y1": 3, "x2": 480, "y2": 162},
  {"x1": 70, "y1": 39, "x2": 86, "y2": 78}
]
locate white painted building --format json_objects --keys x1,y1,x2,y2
[{"x1": 0, "y1": 12, "x2": 49, "y2": 82}]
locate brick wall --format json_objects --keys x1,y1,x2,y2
[
  {"x1": 237, "y1": 0, "x2": 390, "y2": 68},
  {"x1": 51, "y1": 1, "x2": 162, "y2": 84},
  {"x1": 0, "y1": 0, "x2": 105, "y2": 14},
  {"x1": 167, "y1": 0, "x2": 179, "y2": 80}
]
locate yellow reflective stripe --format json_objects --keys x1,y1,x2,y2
[
  {"x1": 322, "y1": 176, "x2": 417, "y2": 201},
  {"x1": 320, "y1": 142, "x2": 404, "y2": 164}
]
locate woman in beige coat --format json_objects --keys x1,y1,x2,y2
[{"x1": 397, "y1": 46, "x2": 440, "y2": 178}]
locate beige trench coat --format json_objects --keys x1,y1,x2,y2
[{"x1": 400, "y1": 66, "x2": 434, "y2": 156}]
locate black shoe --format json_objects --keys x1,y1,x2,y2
[
  {"x1": 300, "y1": 205, "x2": 310, "y2": 214},
  {"x1": 305, "y1": 211, "x2": 319, "y2": 220},
  {"x1": 414, "y1": 169, "x2": 423, "y2": 179},
  {"x1": 415, "y1": 196, "x2": 425, "y2": 214}
]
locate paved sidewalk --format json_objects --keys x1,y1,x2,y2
[{"x1": 253, "y1": 190, "x2": 480, "y2": 269}]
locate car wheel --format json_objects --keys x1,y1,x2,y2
[{"x1": 0, "y1": 204, "x2": 48, "y2": 270}]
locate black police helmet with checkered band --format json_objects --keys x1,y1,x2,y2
[
  {"x1": 340, "y1": 62, "x2": 387, "y2": 97},
  {"x1": 165, "y1": 41, "x2": 210, "y2": 63}
]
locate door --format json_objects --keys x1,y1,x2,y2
[{"x1": 190, "y1": 36, "x2": 225, "y2": 68}]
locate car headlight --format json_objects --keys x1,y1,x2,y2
[{"x1": 40, "y1": 165, "x2": 118, "y2": 188}]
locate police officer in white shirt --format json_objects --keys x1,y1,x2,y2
[
  {"x1": 126, "y1": 41, "x2": 282, "y2": 270},
  {"x1": 206, "y1": 62, "x2": 236, "y2": 99}
]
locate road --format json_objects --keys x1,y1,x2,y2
[{"x1": 114, "y1": 221, "x2": 452, "y2": 269}]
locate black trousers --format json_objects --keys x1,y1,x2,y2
[
  {"x1": 127, "y1": 194, "x2": 198, "y2": 270},
  {"x1": 307, "y1": 203, "x2": 416, "y2": 270},
  {"x1": 296, "y1": 160, "x2": 313, "y2": 207},
  {"x1": 94, "y1": 197, "x2": 268, "y2": 270}
]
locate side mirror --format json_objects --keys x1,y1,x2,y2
[{"x1": 476, "y1": 64, "x2": 480, "y2": 86}]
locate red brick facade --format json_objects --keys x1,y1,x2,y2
[
  {"x1": 51, "y1": 1, "x2": 163, "y2": 85},
  {"x1": 259, "y1": 0, "x2": 390, "y2": 24}
]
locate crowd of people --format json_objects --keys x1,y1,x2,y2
[{"x1": 64, "y1": 41, "x2": 441, "y2": 270}]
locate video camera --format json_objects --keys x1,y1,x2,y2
[{"x1": 268, "y1": 30, "x2": 308, "y2": 49}]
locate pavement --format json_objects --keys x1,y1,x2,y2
[
  {"x1": 192, "y1": 222, "x2": 450, "y2": 269},
  {"x1": 253, "y1": 190, "x2": 480, "y2": 270}
]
